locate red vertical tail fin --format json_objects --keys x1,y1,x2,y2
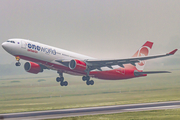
[{"x1": 132, "y1": 41, "x2": 153, "y2": 70}]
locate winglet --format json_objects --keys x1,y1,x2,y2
[{"x1": 168, "y1": 49, "x2": 178, "y2": 55}]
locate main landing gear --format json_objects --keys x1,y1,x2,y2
[
  {"x1": 82, "y1": 76, "x2": 94, "y2": 85},
  {"x1": 15, "y1": 56, "x2": 21, "y2": 66},
  {"x1": 56, "y1": 71, "x2": 68, "y2": 86},
  {"x1": 56, "y1": 71, "x2": 94, "y2": 86}
]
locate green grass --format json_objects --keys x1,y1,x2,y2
[
  {"x1": 0, "y1": 70, "x2": 180, "y2": 114},
  {"x1": 48, "y1": 109, "x2": 180, "y2": 120}
]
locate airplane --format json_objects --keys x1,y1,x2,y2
[{"x1": 1, "y1": 39, "x2": 178, "y2": 86}]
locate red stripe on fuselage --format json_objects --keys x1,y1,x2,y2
[{"x1": 15, "y1": 55, "x2": 145, "y2": 80}]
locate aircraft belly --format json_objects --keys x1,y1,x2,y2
[{"x1": 90, "y1": 69, "x2": 135, "y2": 80}]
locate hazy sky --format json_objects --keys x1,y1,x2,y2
[{"x1": 0, "y1": 0, "x2": 180, "y2": 65}]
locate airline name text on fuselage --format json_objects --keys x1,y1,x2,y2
[{"x1": 27, "y1": 43, "x2": 56, "y2": 55}]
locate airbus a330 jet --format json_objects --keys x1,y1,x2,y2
[{"x1": 2, "y1": 39, "x2": 178, "y2": 86}]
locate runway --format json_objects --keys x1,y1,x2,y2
[{"x1": 1, "y1": 101, "x2": 180, "y2": 120}]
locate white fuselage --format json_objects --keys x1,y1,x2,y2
[
  {"x1": 2, "y1": 38, "x2": 99, "y2": 75},
  {"x1": 1, "y1": 38, "x2": 142, "y2": 79}
]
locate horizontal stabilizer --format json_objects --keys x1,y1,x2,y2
[{"x1": 134, "y1": 71, "x2": 171, "y2": 76}]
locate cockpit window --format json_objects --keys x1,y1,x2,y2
[{"x1": 7, "y1": 40, "x2": 15, "y2": 43}]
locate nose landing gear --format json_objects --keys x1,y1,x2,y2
[{"x1": 15, "y1": 56, "x2": 21, "y2": 66}]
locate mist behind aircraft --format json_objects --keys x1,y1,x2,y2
[{"x1": 0, "y1": 0, "x2": 180, "y2": 66}]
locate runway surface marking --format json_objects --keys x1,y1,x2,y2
[{"x1": 1, "y1": 101, "x2": 180, "y2": 120}]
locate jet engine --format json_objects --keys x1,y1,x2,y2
[
  {"x1": 69, "y1": 59, "x2": 87, "y2": 72},
  {"x1": 24, "y1": 62, "x2": 43, "y2": 74}
]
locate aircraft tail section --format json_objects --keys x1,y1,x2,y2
[{"x1": 132, "y1": 41, "x2": 153, "y2": 71}]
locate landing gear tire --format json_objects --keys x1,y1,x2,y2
[
  {"x1": 56, "y1": 77, "x2": 60, "y2": 82},
  {"x1": 86, "y1": 80, "x2": 94, "y2": 86},
  {"x1": 60, "y1": 81, "x2": 68, "y2": 86},
  {"x1": 82, "y1": 76, "x2": 90, "y2": 81},
  {"x1": 60, "y1": 77, "x2": 64, "y2": 81},
  {"x1": 86, "y1": 81, "x2": 90, "y2": 85},
  {"x1": 90, "y1": 80, "x2": 94, "y2": 85},
  {"x1": 56, "y1": 77, "x2": 64, "y2": 82},
  {"x1": 86, "y1": 76, "x2": 90, "y2": 80},
  {"x1": 64, "y1": 81, "x2": 68, "y2": 86},
  {"x1": 60, "y1": 82, "x2": 64, "y2": 86},
  {"x1": 15, "y1": 62, "x2": 21, "y2": 66},
  {"x1": 83, "y1": 75, "x2": 94, "y2": 86},
  {"x1": 82, "y1": 76, "x2": 86, "y2": 81},
  {"x1": 56, "y1": 72, "x2": 68, "y2": 86}
]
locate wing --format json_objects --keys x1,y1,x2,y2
[
  {"x1": 56, "y1": 49, "x2": 178, "y2": 71},
  {"x1": 85, "y1": 49, "x2": 178, "y2": 71}
]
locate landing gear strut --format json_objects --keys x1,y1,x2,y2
[
  {"x1": 56, "y1": 71, "x2": 68, "y2": 86},
  {"x1": 82, "y1": 76, "x2": 94, "y2": 85},
  {"x1": 15, "y1": 56, "x2": 21, "y2": 66}
]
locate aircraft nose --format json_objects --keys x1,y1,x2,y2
[
  {"x1": 2, "y1": 42, "x2": 9, "y2": 52},
  {"x1": 2, "y1": 41, "x2": 16, "y2": 55},
  {"x1": 2, "y1": 42, "x2": 6, "y2": 49}
]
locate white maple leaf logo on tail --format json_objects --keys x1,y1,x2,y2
[
  {"x1": 132, "y1": 41, "x2": 153, "y2": 71},
  {"x1": 137, "y1": 46, "x2": 149, "y2": 67}
]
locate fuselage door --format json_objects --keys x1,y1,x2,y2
[{"x1": 21, "y1": 40, "x2": 26, "y2": 49}]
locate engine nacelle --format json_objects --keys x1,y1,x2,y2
[
  {"x1": 24, "y1": 62, "x2": 43, "y2": 74},
  {"x1": 69, "y1": 59, "x2": 87, "y2": 72}
]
